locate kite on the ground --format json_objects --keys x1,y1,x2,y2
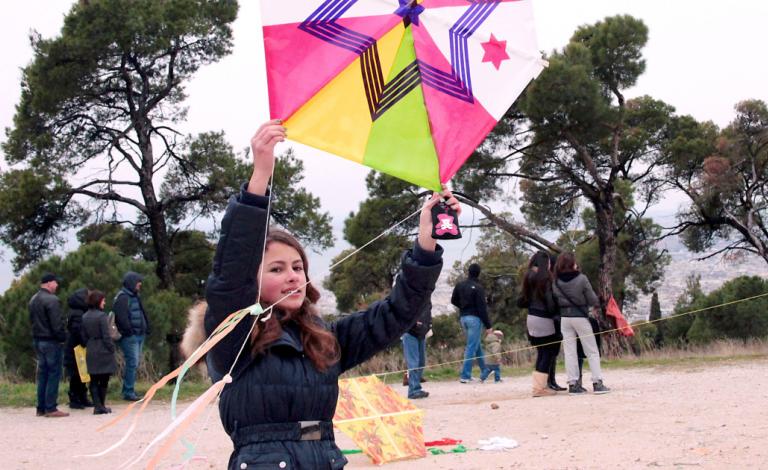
[
  {"x1": 261, "y1": 0, "x2": 546, "y2": 190},
  {"x1": 334, "y1": 375, "x2": 426, "y2": 464}
]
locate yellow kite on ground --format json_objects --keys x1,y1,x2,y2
[{"x1": 334, "y1": 375, "x2": 426, "y2": 465}]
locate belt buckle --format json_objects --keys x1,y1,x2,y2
[{"x1": 299, "y1": 421, "x2": 321, "y2": 441}]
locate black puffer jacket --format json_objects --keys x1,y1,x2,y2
[
  {"x1": 63, "y1": 288, "x2": 89, "y2": 368},
  {"x1": 205, "y1": 187, "x2": 442, "y2": 470}
]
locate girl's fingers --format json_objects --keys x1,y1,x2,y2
[{"x1": 422, "y1": 192, "x2": 441, "y2": 210}]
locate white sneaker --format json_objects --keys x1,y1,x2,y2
[{"x1": 459, "y1": 377, "x2": 474, "y2": 384}]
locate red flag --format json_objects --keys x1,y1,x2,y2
[{"x1": 606, "y1": 296, "x2": 634, "y2": 337}]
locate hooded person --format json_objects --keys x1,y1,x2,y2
[
  {"x1": 113, "y1": 271, "x2": 150, "y2": 401},
  {"x1": 63, "y1": 288, "x2": 93, "y2": 409}
]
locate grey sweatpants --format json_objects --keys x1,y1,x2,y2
[{"x1": 561, "y1": 317, "x2": 602, "y2": 384}]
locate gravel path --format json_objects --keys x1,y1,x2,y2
[{"x1": 2, "y1": 359, "x2": 767, "y2": 469}]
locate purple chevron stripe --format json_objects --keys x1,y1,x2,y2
[
  {"x1": 300, "y1": 0, "x2": 375, "y2": 54},
  {"x1": 418, "y1": 62, "x2": 470, "y2": 97},
  {"x1": 306, "y1": 0, "x2": 356, "y2": 22},
  {"x1": 450, "y1": 0, "x2": 501, "y2": 97},
  {"x1": 372, "y1": 64, "x2": 422, "y2": 119},
  {"x1": 297, "y1": 0, "x2": 501, "y2": 120},
  {"x1": 299, "y1": 22, "x2": 374, "y2": 54}
]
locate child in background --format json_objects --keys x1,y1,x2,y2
[{"x1": 481, "y1": 330, "x2": 504, "y2": 383}]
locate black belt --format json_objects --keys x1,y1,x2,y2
[{"x1": 231, "y1": 421, "x2": 334, "y2": 448}]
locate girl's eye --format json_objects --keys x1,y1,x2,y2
[
  {"x1": 294, "y1": 266, "x2": 304, "y2": 272},
  {"x1": 270, "y1": 267, "x2": 282, "y2": 273}
]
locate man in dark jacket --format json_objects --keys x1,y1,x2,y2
[
  {"x1": 29, "y1": 272, "x2": 69, "y2": 417},
  {"x1": 451, "y1": 263, "x2": 492, "y2": 383},
  {"x1": 63, "y1": 288, "x2": 92, "y2": 409},
  {"x1": 113, "y1": 271, "x2": 150, "y2": 401},
  {"x1": 401, "y1": 299, "x2": 432, "y2": 399}
]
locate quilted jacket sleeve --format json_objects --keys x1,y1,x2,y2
[
  {"x1": 204, "y1": 185, "x2": 269, "y2": 377},
  {"x1": 332, "y1": 242, "x2": 443, "y2": 373}
]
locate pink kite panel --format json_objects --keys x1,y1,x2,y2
[
  {"x1": 412, "y1": 23, "x2": 496, "y2": 183},
  {"x1": 263, "y1": 15, "x2": 402, "y2": 119}
]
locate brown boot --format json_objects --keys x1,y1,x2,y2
[{"x1": 532, "y1": 371, "x2": 556, "y2": 397}]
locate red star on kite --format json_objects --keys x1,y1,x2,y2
[{"x1": 481, "y1": 34, "x2": 510, "y2": 70}]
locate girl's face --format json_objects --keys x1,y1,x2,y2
[
  {"x1": 100, "y1": 298, "x2": 106, "y2": 310},
  {"x1": 258, "y1": 242, "x2": 307, "y2": 314}
]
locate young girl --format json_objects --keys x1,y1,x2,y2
[
  {"x1": 204, "y1": 120, "x2": 460, "y2": 469},
  {"x1": 81, "y1": 290, "x2": 117, "y2": 414}
]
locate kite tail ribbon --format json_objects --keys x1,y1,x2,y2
[
  {"x1": 80, "y1": 306, "x2": 254, "y2": 460},
  {"x1": 122, "y1": 374, "x2": 232, "y2": 469}
]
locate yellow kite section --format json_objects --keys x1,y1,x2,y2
[
  {"x1": 334, "y1": 375, "x2": 426, "y2": 465},
  {"x1": 285, "y1": 23, "x2": 406, "y2": 164}
]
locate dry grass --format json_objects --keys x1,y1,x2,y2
[{"x1": 343, "y1": 338, "x2": 768, "y2": 383}]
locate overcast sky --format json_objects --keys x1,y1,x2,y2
[{"x1": 1, "y1": 0, "x2": 767, "y2": 292}]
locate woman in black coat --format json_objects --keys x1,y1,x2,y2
[
  {"x1": 64, "y1": 288, "x2": 92, "y2": 409},
  {"x1": 81, "y1": 290, "x2": 117, "y2": 414},
  {"x1": 204, "y1": 120, "x2": 460, "y2": 469}
]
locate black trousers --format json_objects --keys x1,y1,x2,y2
[
  {"x1": 67, "y1": 365, "x2": 89, "y2": 405},
  {"x1": 529, "y1": 333, "x2": 562, "y2": 374},
  {"x1": 89, "y1": 373, "x2": 111, "y2": 409}
]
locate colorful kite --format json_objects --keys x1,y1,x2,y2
[
  {"x1": 261, "y1": 0, "x2": 546, "y2": 191},
  {"x1": 334, "y1": 375, "x2": 426, "y2": 464}
]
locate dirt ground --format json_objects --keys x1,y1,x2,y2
[{"x1": 2, "y1": 359, "x2": 767, "y2": 469}]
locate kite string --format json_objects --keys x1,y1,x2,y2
[
  {"x1": 168, "y1": 163, "x2": 280, "y2": 467},
  {"x1": 368, "y1": 290, "x2": 768, "y2": 379}
]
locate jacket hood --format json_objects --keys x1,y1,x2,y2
[
  {"x1": 122, "y1": 271, "x2": 144, "y2": 293},
  {"x1": 557, "y1": 271, "x2": 580, "y2": 283},
  {"x1": 68, "y1": 287, "x2": 89, "y2": 311}
]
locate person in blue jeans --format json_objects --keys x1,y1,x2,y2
[
  {"x1": 401, "y1": 300, "x2": 432, "y2": 399},
  {"x1": 113, "y1": 271, "x2": 151, "y2": 401},
  {"x1": 451, "y1": 263, "x2": 492, "y2": 382},
  {"x1": 29, "y1": 272, "x2": 69, "y2": 417}
]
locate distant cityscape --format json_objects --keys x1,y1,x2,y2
[{"x1": 626, "y1": 249, "x2": 768, "y2": 321}]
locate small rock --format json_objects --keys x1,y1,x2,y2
[{"x1": 490, "y1": 403, "x2": 499, "y2": 410}]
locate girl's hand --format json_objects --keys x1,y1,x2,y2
[
  {"x1": 248, "y1": 120, "x2": 287, "y2": 195},
  {"x1": 417, "y1": 188, "x2": 461, "y2": 251}
]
